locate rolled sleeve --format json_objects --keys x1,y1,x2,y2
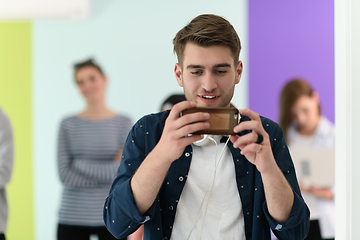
[
  {"x1": 263, "y1": 191, "x2": 310, "y2": 239},
  {"x1": 104, "y1": 178, "x2": 155, "y2": 238}
]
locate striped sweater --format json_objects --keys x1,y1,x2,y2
[
  {"x1": 0, "y1": 108, "x2": 13, "y2": 233},
  {"x1": 57, "y1": 114, "x2": 132, "y2": 226}
]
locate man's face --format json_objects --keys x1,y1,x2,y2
[{"x1": 175, "y1": 42, "x2": 242, "y2": 108}]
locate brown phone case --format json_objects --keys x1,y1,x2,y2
[{"x1": 181, "y1": 107, "x2": 239, "y2": 135}]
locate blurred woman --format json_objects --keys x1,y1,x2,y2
[
  {"x1": 279, "y1": 79, "x2": 335, "y2": 240},
  {"x1": 57, "y1": 59, "x2": 133, "y2": 240}
]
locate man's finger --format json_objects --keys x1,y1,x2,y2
[
  {"x1": 238, "y1": 109, "x2": 261, "y2": 122},
  {"x1": 168, "y1": 101, "x2": 196, "y2": 120}
]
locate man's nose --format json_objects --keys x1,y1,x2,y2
[{"x1": 202, "y1": 74, "x2": 217, "y2": 92}]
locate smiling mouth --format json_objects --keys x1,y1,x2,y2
[{"x1": 201, "y1": 95, "x2": 217, "y2": 99}]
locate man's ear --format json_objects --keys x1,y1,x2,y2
[
  {"x1": 235, "y1": 61, "x2": 243, "y2": 84},
  {"x1": 174, "y1": 63, "x2": 183, "y2": 87}
]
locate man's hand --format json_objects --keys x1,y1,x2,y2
[
  {"x1": 230, "y1": 109, "x2": 277, "y2": 174},
  {"x1": 130, "y1": 101, "x2": 210, "y2": 214},
  {"x1": 155, "y1": 101, "x2": 210, "y2": 163}
]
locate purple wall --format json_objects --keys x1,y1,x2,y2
[{"x1": 248, "y1": 1, "x2": 334, "y2": 124}]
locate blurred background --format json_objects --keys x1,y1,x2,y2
[{"x1": 0, "y1": 0, "x2": 334, "y2": 239}]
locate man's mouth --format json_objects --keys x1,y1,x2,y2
[{"x1": 201, "y1": 95, "x2": 217, "y2": 99}]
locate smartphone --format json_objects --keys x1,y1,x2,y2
[{"x1": 181, "y1": 107, "x2": 239, "y2": 135}]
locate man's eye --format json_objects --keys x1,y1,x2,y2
[
  {"x1": 191, "y1": 71, "x2": 202, "y2": 75},
  {"x1": 216, "y1": 70, "x2": 227, "y2": 75}
]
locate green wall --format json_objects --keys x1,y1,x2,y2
[{"x1": 0, "y1": 22, "x2": 34, "y2": 240}]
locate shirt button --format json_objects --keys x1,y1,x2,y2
[
  {"x1": 275, "y1": 224, "x2": 283, "y2": 230},
  {"x1": 179, "y1": 176, "x2": 184, "y2": 181},
  {"x1": 185, "y1": 152, "x2": 190, "y2": 157},
  {"x1": 169, "y1": 206, "x2": 174, "y2": 210},
  {"x1": 163, "y1": 238, "x2": 168, "y2": 240}
]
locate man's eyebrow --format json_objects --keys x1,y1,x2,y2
[
  {"x1": 186, "y1": 63, "x2": 231, "y2": 69},
  {"x1": 213, "y1": 63, "x2": 231, "y2": 68},
  {"x1": 186, "y1": 64, "x2": 205, "y2": 69}
]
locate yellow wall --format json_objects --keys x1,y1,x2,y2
[{"x1": 0, "y1": 22, "x2": 33, "y2": 240}]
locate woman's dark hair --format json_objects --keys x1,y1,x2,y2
[{"x1": 74, "y1": 58, "x2": 105, "y2": 76}]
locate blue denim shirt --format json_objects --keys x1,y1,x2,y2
[{"x1": 104, "y1": 111, "x2": 310, "y2": 240}]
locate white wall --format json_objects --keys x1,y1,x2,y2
[
  {"x1": 33, "y1": 0, "x2": 248, "y2": 239},
  {"x1": 335, "y1": 0, "x2": 360, "y2": 239},
  {"x1": 0, "y1": 0, "x2": 89, "y2": 20}
]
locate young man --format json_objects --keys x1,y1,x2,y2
[{"x1": 104, "y1": 14, "x2": 310, "y2": 240}]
